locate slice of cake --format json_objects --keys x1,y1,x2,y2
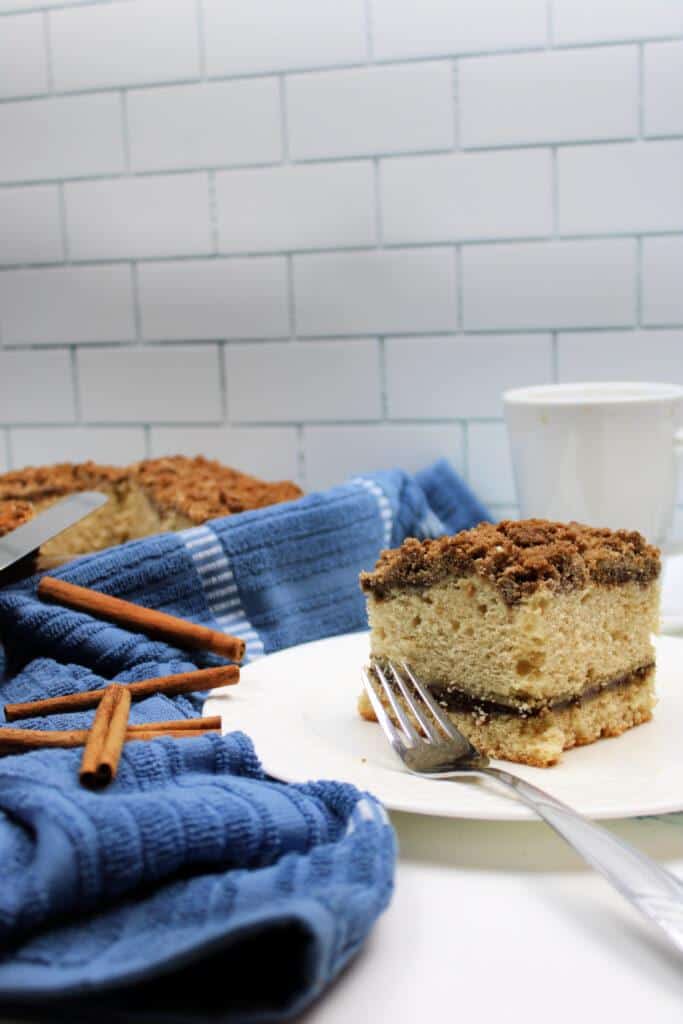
[
  {"x1": 0, "y1": 456, "x2": 302, "y2": 558},
  {"x1": 359, "y1": 520, "x2": 661, "y2": 767}
]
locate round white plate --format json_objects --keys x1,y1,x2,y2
[{"x1": 205, "y1": 632, "x2": 683, "y2": 822}]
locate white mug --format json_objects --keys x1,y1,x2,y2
[{"x1": 503, "y1": 382, "x2": 683, "y2": 550}]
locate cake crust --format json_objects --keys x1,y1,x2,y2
[
  {"x1": 0, "y1": 500, "x2": 35, "y2": 538},
  {"x1": 360, "y1": 519, "x2": 661, "y2": 605}
]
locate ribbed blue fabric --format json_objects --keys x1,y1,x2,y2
[{"x1": 0, "y1": 461, "x2": 488, "y2": 1021}]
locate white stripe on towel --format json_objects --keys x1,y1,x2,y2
[
  {"x1": 181, "y1": 524, "x2": 264, "y2": 660},
  {"x1": 352, "y1": 477, "x2": 393, "y2": 548}
]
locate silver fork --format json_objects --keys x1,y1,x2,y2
[{"x1": 362, "y1": 660, "x2": 683, "y2": 957}]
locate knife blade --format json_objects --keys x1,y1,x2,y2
[{"x1": 0, "y1": 491, "x2": 108, "y2": 584}]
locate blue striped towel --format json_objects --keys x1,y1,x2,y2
[{"x1": 0, "y1": 459, "x2": 487, "y2": 1022}]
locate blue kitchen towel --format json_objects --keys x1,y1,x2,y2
[{"x1": 0, "y1": 459, "x2": 488, "y2": 1022}]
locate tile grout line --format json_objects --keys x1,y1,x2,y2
[
  {"x1": 130, "y1": 262, "x2": 143, "y2": 343},
  {"x1": 638, "y1": 42, "x2": 645, "y2": 138},
  {"x1": 279, "y1": 75, "x2": 290, "y2": 163},
  {"x1": 207, "y1": 171, "x2": 220, "y2": 254},
  {"x1": 452, "y1": 59, "x2": 460, "y2": 150},
  {"x1": 363, "y1": 0, "x2": 374, "y2": 62},
  {"x1": 296, "y1": 424, "x2": 306, "y2": 488},
  {"x1": 195, "y1": 0, "x2": 207, "y2": 80},
  {"x1": 42, "y1": 10, "x2": 55, "y2": 93},
  {"x1": 57, "y1": 184, "x2": 70, "y2": 261},
  {"x1": 4, "y1": 131, "x2": 683, "y2": 190},
  {"x1": 551, "y1": 147, "x2": 559, "y2": 236},
  {"x1": 4, "y1": 231, "x2": 683, "y2": 273},
  {"x1": 551, "y1": 331, "x2": 559, "y2": 382},
  {"x1": 636, "y1": 235, "x2": 643, "y2": 327},
  {"x1": 0, "y1": 0, "x2": 121, "y2": 15},
  {"x1": 4, "y1": 323, "x2": 682, "y2": 356},
  {"x1": 120, "y1": 91, "x2": 132, "y2": 174},
  {"x1": 461, "y1": 420, "x2": 470, "y2": 483},
  {"x1": 69, "y1": 346, "x2": 82, "y2": 423},
  {"x1": 286, "y1": 256, "x2": 296, "y2": 340},
  {"x1": 218, "y1": 340, "x2": 228, "y2": 422},
  {"x1": 3, "y1": 34, "x2": 683, "y2": 78},
  {"x1": 2, "y1": 429, "x2": 11, "y2": 471},
  {"x1": 378, "y1": 336, "x2": 388, "y2": 419},
  {"x1": 455, "y1": 246, "x2": 463, "y2": 331},
  {"x1": 373, "y1": 158, "x2": 383, "y2": 245}
]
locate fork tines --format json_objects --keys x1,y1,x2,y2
[{"x1": 363, "y1": 660, "x2": 461, "y2": 746}]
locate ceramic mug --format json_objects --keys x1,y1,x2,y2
[{"x1": 503, "y1": 382, "x2": 683, "y2": 549}]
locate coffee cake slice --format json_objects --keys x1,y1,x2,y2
[{"x1": 359, "y1": 520, "x2": 660, "y2": 767}]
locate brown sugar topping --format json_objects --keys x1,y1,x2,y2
[
  {"x1": 0, "y1": 500, "x2": 34, "y2": 538},
  {"x1": 134, "y1": 456, "x2": 302, "y2": 523},
  {"x1": 0, "y1": 461, "x2": 126, "y2": 502},
  {"x1": 360, "y1": 519, "x2": 661, "y2": 605}
]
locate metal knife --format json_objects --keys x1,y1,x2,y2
[{"x1": 0, "y1": 492, "x2": 108, "y2": 585}]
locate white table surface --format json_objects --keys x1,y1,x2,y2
[
  {"x1": 302, "y1": 811, "x2": 683, "y2": 1023},
  {"x1": 302, "y1": 558, "x2": 683, "y2": 1024}
]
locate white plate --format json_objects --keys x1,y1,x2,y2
[{"x1": 205, "y1": 632, "x2": 683, "y2": 821}]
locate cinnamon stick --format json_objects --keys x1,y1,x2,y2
[
  {"x1": 4, "y1": 665, "x2": 238, "y2": 722},
  {"x1": 80, "y1": 684, "x2": 131, "y2": 788},
  {"x1": 38, "y1": 576, "x2": 246, "y2": 663},
  {"x1": 127, "y1": 716, "x2": 221, "y2": 733},
  {"x1": 0, "y1": 718, "x2": 222, "y2": 753}
]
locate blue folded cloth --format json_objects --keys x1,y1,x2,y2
[{"x1": 0, "y1": 460, "x2": 488, "y2": 1022}]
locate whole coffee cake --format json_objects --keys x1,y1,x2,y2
[
  {"x1": 0, "y1": 456, "x2": 302, "y2": 557},
  {"x1": 359, "y1": 519, "x2": 661, "y2": 767}
]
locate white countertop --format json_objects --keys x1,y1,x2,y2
[{"x1": 301, "y1": 812, "x2": 683, "y2": 1022}]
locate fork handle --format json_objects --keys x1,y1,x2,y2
[{"x1": 480, "y1": 765, "x2": 683, "y2": 955}]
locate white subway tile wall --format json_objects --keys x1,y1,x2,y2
[
  {"x1": 77, "y1": 345, "x2": 222, "y2": 423},
  {"x1": 11, "y1": 426, "x2": 147, "y2": 466},
  {"x1": 49, "y1": 0, "x2": 200, "y2": 92},
  {"x1": 137, "y1": 258, "x2": 289, "y2": 340},
  {"x1": 303, "y1": 424, "x2": 465, "y2": 491},
  {"x1": 225, "y1": 340, "x2": 382, "y2": 422},
  {"x1": 0, "y1": 265, "x2": 136, "y2": 345},
  {"x1": 467, "y1": 422, "x2": 517, "y2": 506},
  {"x1": 642, "y1": 237, "x2": 683, "y2": 325},
  {"x1": 127, "y1": 80, "x2": 282, "y2": 172},
  {"x1": 462, "y1": 240, "x2": 636, "y2": 330},
  {"x1": 0, "y1": 12, "x2": 47, "y2": 99},
  {"x1": 557, "y1": 330, "x2": 683, "y2": 385},
  {"x1": 149, "y1": 425, "x2": 299, "y2": 481},
  {"x1": 381, "y1": 150, "x2": 552, "y2": 243},
  {"x1": 0, "y1": 94, "x2": 125, "y2": 182},
  {"x1": 64, "y1": 174, "x2": 213, "y2": 261},
  {"x1": 286, "y1": 63, "x2": 454, "y2": 159},
  {"x1": 0, "y1": 0, "x2": 681, "y2": 519},
  {"x1": 644, "y1": 41, "x2": 683, "y2": 137},
  {"x1": 293, "y1": 249, "x2": 457, "y2": 336},
  {"x1": 203, "y1": 0, "x2": 367, "y2": 76},
  {"x1": 0, "y1": 185, "x2": 63, "y2": 264},
  {"x1": 558, "y1": 140, "x2": 683, "y2": 235},
  {"x1": 370, "y1": 0, "x2": 547, "y2": 60},
  {"x1": 459, "y1": 48, "x2": 639, "y2": 148},
  {"x1": 215, "y1": 162, "x2": 376, "y2": 253},
  {"x1": 385, "y1": 335, "x2": 553, "y2": 419},
  {"x1": 0, "y1": 350, "x2": 75, "y2": 424}
]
